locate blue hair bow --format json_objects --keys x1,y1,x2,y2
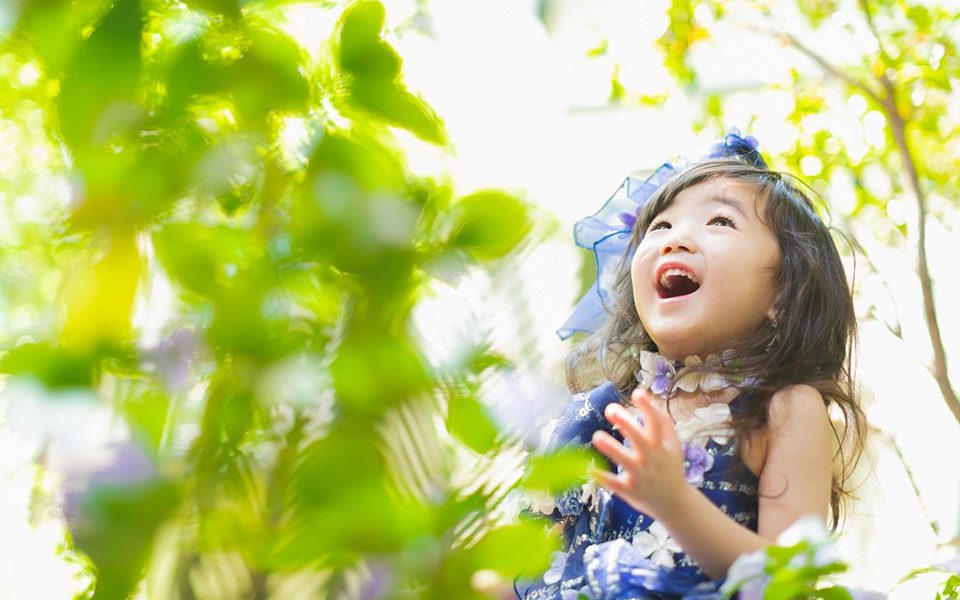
[{"x1": 556, "y1": 127, "x2": 767, "y2": 340}]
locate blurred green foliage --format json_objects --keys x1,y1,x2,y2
[{"x1": 0, "y1": 0, "x2": 569, "y2": 598}]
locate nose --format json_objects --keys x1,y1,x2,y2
[{"x1": 659, "y1": 230, "x2": 697, "y2": 255}]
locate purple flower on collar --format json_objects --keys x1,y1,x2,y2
[
  {"x1": 651, "y1": 355, "x2": 676, "y2": 396},
  {"x1": 635, "y1": 351, "x2": 679, "y2": 397},
  {"x1": 682, "y1": 443, "x2": 714, "y2": 487},
  {"x1": 618, "y1": 211, "x2": 637, "y2": 229}
]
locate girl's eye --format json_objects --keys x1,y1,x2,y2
[
  {"x1": 708, "y1": 215, "x2": 734, "y2": 227},
  {"x1": 648, "y1": 221, "x2": 670, "y2": 232}
]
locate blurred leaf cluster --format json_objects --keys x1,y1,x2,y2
[{"x1": 0, "y1": 0, "x2": 568, "y2": 598}]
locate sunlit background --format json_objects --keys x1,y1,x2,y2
[{"x1": 0, "y1": 0, "x2": 958, "y2": 597}]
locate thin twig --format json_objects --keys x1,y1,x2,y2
[
  {"x1": 737, "y1": 23, "x2": 884, "y2": 104},
  {"x1": 872, "y1": 425, "x2": 940, "y2": 539}
]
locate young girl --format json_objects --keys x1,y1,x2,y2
[{"x1": 517, "y1": 130, "x2": 867, "y2": 599}]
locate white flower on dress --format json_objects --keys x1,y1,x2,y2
[
  {"x1": 631, "y1": 520, "x2": 682, "y2": 568},
  {"x1": 543, "y1": 551, "x2": 569, "y2": 585},
  {"x1": 580, "y1": 480, "x2": 598, "y2": 505},
  {"x1": 674, "y1": 402, "x2": 734, "y2": 445}
]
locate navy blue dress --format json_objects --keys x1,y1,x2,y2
[{"x1": 517, "y1": 382, "x2": 760, "y2": 600}]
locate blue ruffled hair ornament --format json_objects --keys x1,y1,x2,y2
[{"x1": 556, "y1": 127, "x2": 766, "y2": 340}]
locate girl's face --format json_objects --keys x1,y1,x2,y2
[{"x1": 631, "y1": 177, "x2": 780, "y2": 361}]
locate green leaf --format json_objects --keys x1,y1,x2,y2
[
  {"x1": 57, "y1": 0, "x2": 142, "y2": 152},
  {"x1": 814, "y1": 585, "x2": 854, "y2": 600},
  {"x1": 336, "y1": 0, "x2": 447, "y2": 144},
  {"x1": 941, "y1": 573, "x2": 960, "y2": 600},
  {"x1": 347, "y1": 78, "x2": 447, "y2": 145},
  {"x1": 152, "y1": 222, "x2": 261, "y2": 299},
  {"x1": 448, "y1": 190, "x2": 532, "y2": 261},
  {"x1": 179, "y1": 0, "x2": 241, "y2": 16},
  {"x1": 0, "y1": 343, "x2": 94, "y2": 388},
  {"x1": 523, "y1": 447, "x2": 595, "y2": 492},
  {"x1": 338, "y1": 0, "x2": 400, "y2": 79},
  {"x1": 445, "y1": 390, "x2": 500, "y2": 454},
  {"x1": 331, "y1": 333, "x2": 432, "y2": 413},
  {"x1": 71, "y1": 475, "x2": 180, "y2": 600},
  {"x1": 587, "y1": 37, "x2": 609, "y2": 58},
  {"x1": 468, "y1": 522, "x2": 557, "y2": 576}
]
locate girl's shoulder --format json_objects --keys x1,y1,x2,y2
[
  {"x1": 744, "y1": 383, "x2": 831, "y2": 480},
  {"x1": 767, "y1": 384, "x2": 828, "y2": 429}
]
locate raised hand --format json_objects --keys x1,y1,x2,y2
[{"x1": 590, "y1": 389, "x2": 688, "y2": 520}]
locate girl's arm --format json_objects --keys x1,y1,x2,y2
[{"x1": 592, "y1": 384, "x2": 833, "y2": 580}]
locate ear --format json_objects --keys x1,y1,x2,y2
[{"x1": 766, "y1": 307, "x2": 780, "y2": 324}]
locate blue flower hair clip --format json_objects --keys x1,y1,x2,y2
[{"x1": 556, "y1": 127, "x2": 767, "y2": 340}]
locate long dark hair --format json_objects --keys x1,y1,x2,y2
[{"x1": 565, "y1": 158, "x2": 867, "y2": 530}]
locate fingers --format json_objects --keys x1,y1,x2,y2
[
  {"x1": 592, "y1": 429, "x2": 640, "y2": 469},
  {"x1": 603, "y1": 403, "x2": 650, "y2": 454},
  {"x1": 590, "y1": 467, "x2": 631, "y2": 498},
  {"x1": 632, "y1": 389, "x2": 661, "y2": 445}
]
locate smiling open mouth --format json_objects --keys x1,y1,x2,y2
[{"x1": 656, "y1": 269, "x2": 701, "y2": 299}]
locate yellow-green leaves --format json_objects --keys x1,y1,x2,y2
[
  {"x1": 523, "y1": 447, "x2": 597, "y2": 494},
  {"x1": 447, "y1": 190, "x2": 533, "y2": 261},
  {"x1": 57, "y1": 0, "x2": 142, "y2": 153},
  {"x1": 4, "y1": 0, "x2": 540, "y2": 596},
  {"x1": 62, "y1": 230, "x2": 142, "y2": 353},
  {"x1": 337, "y1": 0, "x2": 447, "y2": 145},
  {"x1": 446, "y1": 389, "x2": 501, "y2": 454}
]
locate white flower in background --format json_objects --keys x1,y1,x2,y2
[
  {"x1": 631, "y1": 520, "x2": 682, "y2": 568},
  {"x1": 722, "y1": 514, "x2": 856, "y2": 600},
  {"x1": 721, "y1": 549, "x2": 769, "y2": 600},
  {"x1": 776, "y1": 514, "x2": 831, "y2": 546},
  {"x1": 777, "y1": 514, "x2": 838, "y2": 568},
  {"x1": 674, "y1": 402, "x2": 734, "y2": 445}
]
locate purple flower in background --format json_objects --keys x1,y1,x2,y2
[
  {"x1": 682, "y1": 443, "x2": 714, "y2": 487},
  {"x1": 62, "y1": 439, "x2": 157, "y2": 535},
  {"x1": 143, "y1": 327, "x2": 202, "y2": 392},
  {"x1": 357, "y1": 561, "x2": 392, "y2": 600}
]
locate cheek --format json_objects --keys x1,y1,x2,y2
[{"x1": 630, "y1": 248, "x2": 649, "y2": 296}]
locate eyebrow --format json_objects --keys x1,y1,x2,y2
[{"x1": 709, "y1": 195, "x2": 750, "y2": 219}]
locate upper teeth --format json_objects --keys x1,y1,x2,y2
[{"x1": 660, "y1": 268, "x2": 699, "y2": 287}]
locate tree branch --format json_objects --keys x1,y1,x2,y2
[{"x1": 857, "y1": 0, "x2": 960, "y2": 424}]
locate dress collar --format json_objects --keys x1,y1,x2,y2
[{"x1": 633, "y1": 349, "x2": 755, "y2": 400}]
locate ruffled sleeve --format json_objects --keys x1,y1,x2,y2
[{"x1": 547, "y1": 381, "x2": 622, "y2": 450}]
